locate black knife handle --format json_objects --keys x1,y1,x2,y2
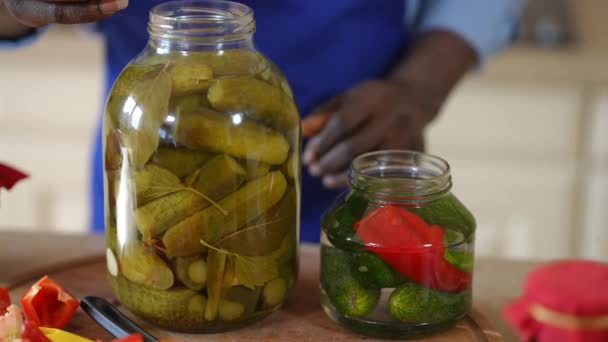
[{"x1": 80, "y1": 296, "x2": 159, "y2": 342}]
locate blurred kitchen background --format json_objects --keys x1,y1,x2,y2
[{"x1": 0, "y1": 0, "x2": 606, "y2": 261}]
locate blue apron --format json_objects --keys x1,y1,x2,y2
[{"x1": 93, "y1": 0, "x2": 408, "y2": 242}]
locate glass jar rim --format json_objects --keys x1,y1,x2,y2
[
  {"x1": 349, "y1": 150, "x2": 452, "y2": 202},
  {"x1": 149, "y1": 0, "x2": 255, "y2": 43},
  {"x1": 151, "y1": 0, "x2": 253, "y2": 23}
]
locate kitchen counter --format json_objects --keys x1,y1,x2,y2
[{"x1": 0, "y1": 231, "x2": 539, "y2": 341}]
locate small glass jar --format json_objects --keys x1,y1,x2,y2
[
  {"x1": 320, "y1": 150, "x2": 475, "y2": 339},
  {"x1": 103, "y1": 0, "x2": 300, "y2": 333}
]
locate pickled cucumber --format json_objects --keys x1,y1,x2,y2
[
  {"x1": 444, "y1": 250, "x2": 474, "y2": 273},
  {"x1": 110, "y1": 276, "x2": 207, "y2": 331},
  {"x1": 151, "y1": 147, "x2": 212, "y2": 179},
  {"x1": 218, "y1": 188, "x2": 296, "y2": 256},
  {"x1": 170, "y1": 63, "x2": 212, "y2": 95},
  {"x1": 282, "y1": 153, "x2": 298, "y2": 181},
  {"x1": 322, "y1": 191, "x2": 368, "y2": 251},
  {"x1": 170, "y1": 93, "x2": 210, "y2": 113},
  {"x1": 137, "y1": 155, "x2": 248, "y2": 239},
  {"x1": 174, "y1": 110, "x2": 289, "y2": 165},
  {"x1": 163, "y1": 171, "x2": 287, "y2": 257},
  {"x1": 120, "y1": 242, "x2": 174, "y2": 290},
  {"x1": 134, "y1": 165, "x2": 182, "y2": 205},
  {"x1": 272, "y1": 232, "x2": 298, "y2": 290},
  {"x1": 173, "y1": 50, "x2": 264, "y2": 76},
  {"x1": 321, "y1": 246, "x2": 380, "y2": 317},
  {"x1": 174, "y1": 256, "x2": 207, "y2": 290},
  {"x1": 388, "y1": 283, "x2": 469, "y2": 323},
  {"x1": 223, "y1": 286, "x2": 262, "y2": 316},
  {"x1": 242, "y1": 161, "x2": 270, "y2": 181},
  {"x1": 218, "y1": 300, "x2": 245, "y2": 321},
  {"x1": 409, "y1": 193, "x2": 476, "y2": 238},
  {"x1": 136, "y1": 190, "x2": 205, "y2": 239},
  {"x1": 207, "y1": 78, "x2": 298, "y2": 131},
  {"x1": 351, "y1": 252, "x2": 406, "y2": 288},
  {"x1": 222, "y1": 257, "x2": 237, "y2": 287},
  {"x1": 263, "y1": 278, "x2": 287, "y2": 308},
  {"x1": 185, "y1": 154, "x2": 247, "y2": 198},
  {"x1": 205, "y1": 250, "x2": 227, "y2": 321}
]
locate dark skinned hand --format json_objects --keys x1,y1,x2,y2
[
  {"x1": 303, "y1": 80, "x2": 427, "y2": 189},
  {"x1": 302, "y1": 31, "x2": 478, "y2": 189},
  {"x1": 1, "y1": 0, "x2": 128, "y2": 27}
]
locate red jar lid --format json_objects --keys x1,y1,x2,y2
[
  {"x1": 504, "y1": 260, "x2": 608, "y2": 342},
  {"x1": 525, "y1": 260, "x2": 608, "y2": 315}
]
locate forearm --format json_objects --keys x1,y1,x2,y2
[
  {"x1": 0, "y1": 2, "x2": 33, "y2": 39},
  {"x1": 389, "y1": 30, "x2": 477, "y2": 124}
]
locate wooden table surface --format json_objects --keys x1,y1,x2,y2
[{"x1": 0, "y1": 231, "x2": 537, "y2": 342}]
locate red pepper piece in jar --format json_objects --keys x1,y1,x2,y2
[
  {"x1": 21, "y1": 276, "x2": 80, "y2": 329},
  {"x1": 0, "y1": 288, "x2": 10, "y2": 316},
  {"x1": 355, "y1": 206, "x2": 471, "y2": 292}
]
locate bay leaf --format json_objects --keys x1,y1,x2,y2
[
  {"x1": 116, "y1": 64, "x2": 173, "y2": 170},
  {"x1": 134, "y1": 164, "x2": 182, "y2": 205},
  {"x1": 218, "y1": 188, "x2": 296, "y2": 256},
  {"x1": 231, "y1": 236, "x2": 290, "y2": 289},
  {"x1": 106, "y1": 64, "x2": 164, "y2": 126},
  {"x1": 232, "y1": 254, "x2": 278, "y2": 290}
]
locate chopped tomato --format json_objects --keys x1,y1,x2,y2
[
  {"x1": 22, "y1": 320, "x2": 51, "y2": 342},
  {"x1": 21, "y1": 276, "x2": 80, "y2": 329},
  {"x1": 111, "y1": 333, "x2": 143, "y2": 342},
  {"x1": 0, "y1": 288, "x2": 10, "y2": 315}
]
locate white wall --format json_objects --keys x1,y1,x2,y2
[{"x1": 0, "y1": 27, "x2": 103, "y2": 233}]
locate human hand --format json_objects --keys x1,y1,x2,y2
[
  {"x1": 302, "y1": 79, "x2": 430, "y2": 189},
  {"x1": 2, "y1": 0, "x2": 128, "y2": 27}
]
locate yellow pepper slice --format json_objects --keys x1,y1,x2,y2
[{"x1": 40, "y1": 327, "x2": 93, "y2": 342}]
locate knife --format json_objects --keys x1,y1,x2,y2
[{"x1": 80, "y1": 296, "x2": 159, "y2": 342}]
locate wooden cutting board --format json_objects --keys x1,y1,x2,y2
[{"x1": 7, "y1": 247, "x2": 502, "y2": 342}]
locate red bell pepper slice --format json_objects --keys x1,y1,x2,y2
[
  {"x1": 22, "y1": 320, "x2": 51, "y2": 342},
  {"x1": 0, "y1": 163, "x2": 28, "y2": 191},
  {"x1": 111, "y1": 333, "x2": 144, "y2": 342},
  {"x1": 21, "y1": 276, "x2": 80, "y2": 329},
  {"x1": 355, "y1": 206, "x2": 471, "y2": 292},
  {"x1": 0, "y1": 288, "x2": 10, "y2": 316}
]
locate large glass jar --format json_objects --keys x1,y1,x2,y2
[
  {"x1": 102, "y1": 0, "x2": 300, "y2": 333},
  {"x1": 320, "y1": 151, "x2": 475, "y2": 339}
]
